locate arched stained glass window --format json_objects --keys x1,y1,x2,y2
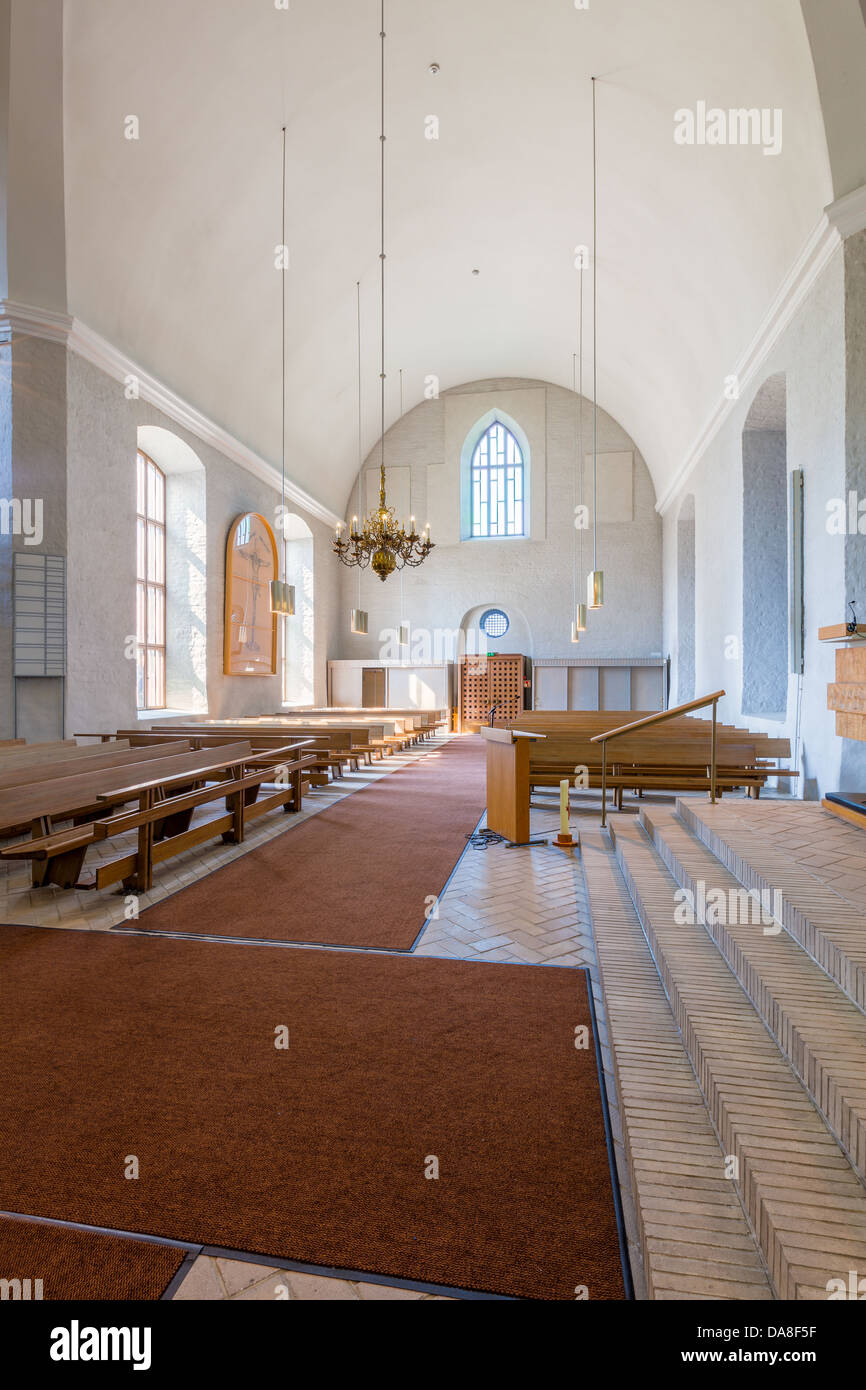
[{"x1": 471, "y1": 422, "x2": 525, "y2": 538}]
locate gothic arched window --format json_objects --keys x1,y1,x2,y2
[{"x1": 470, "y1": 422, "x2": 526, "y2": 538}]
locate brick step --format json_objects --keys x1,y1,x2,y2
[
  {"x1": 640, "y1": 806, "x2": 866, "y2": 1184},
  {"x1": 678, "y1": 800, "x2": 866, "y2": 1012},
  {"x1": 609, "y1": 816, "x2": 866, "y2": 1300},
  {"x1": 580, "y1": 833, "x2": 772, "y2": 1300}
]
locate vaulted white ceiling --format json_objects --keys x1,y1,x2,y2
[{"x1": 63, "y1": 0, "x2": 833, "y2": 515}]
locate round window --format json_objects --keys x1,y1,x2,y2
[{"x1": 480, "y1": 608, "x2": 510, "y2": 639}]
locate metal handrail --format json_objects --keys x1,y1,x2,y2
[{"x1": 590, "y1": 690, "x2": 726, "y2": 828}]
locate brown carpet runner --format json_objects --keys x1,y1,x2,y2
[
  {"x1": 0, "y1": 1216, "x2": 185, "y2": 1300},
  {"x1": 133, "y1": 733, "x2": 488, "y2": 951},
  {"x1": 0, "y1": 927, "x2": 627, "y2": 1300}
]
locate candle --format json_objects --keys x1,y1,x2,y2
[{"x1": 559, "y1": 779, "x2": 570, "y2": 837}]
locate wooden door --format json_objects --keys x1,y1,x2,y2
[
  {"x1": 459, "y1": 654, "x2": 526, "y2": 730},
  {"x1": 362, "y1": 667, "x2": 386, "y2": 708}
]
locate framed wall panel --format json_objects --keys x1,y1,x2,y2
[
  {"x1": 532, "y1": 658, "x2": 665, "y2": 713},
  {"x1": 224, "y1": 512, "x2": 278, "y2": 676}
]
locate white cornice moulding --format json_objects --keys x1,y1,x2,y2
[
  {"x1": 826, "y1": 184, "x2": 866, "y2": 240},
  {"x1": 0, "y1": 302, "x2": 342, "y2": 530},
  {"x1": 657, "y1": 183, "x2": 866, "y2": 516},
  {"x1": 69, "y1": 321, "x2": 343, "y2": 529},
  {"x1": 0, "y1": 298, "x2": 73, "y2": 345},
  {"x1": 655, "y1": 209, "x2": 845, "y2": 516}
]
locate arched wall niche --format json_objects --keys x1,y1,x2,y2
[
  {"x1": 741, "y1": 374, "x2": 789, "y2": 721},
  {"x1": 677, "y1": 495, "x2": 696, "y2": 704},
  {"x1": 459, "y1": 602, "x2": 533, "y2": 659},
  {"x1": 136, "y1": 425, "x2": 207, "y2": 713}
]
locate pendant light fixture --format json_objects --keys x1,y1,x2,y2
[
  {"x1": 349, "y1": 281, "x2": 369, "y2": 636},
  {"x1": 270, "y1": 125, "x2": 296, "y2": 618},
  {"x1": 587, "y1": 77, "x2": 604, "y2": 612},
  {"x1": 572, "y1": 271, "x2": 588, "y2": 643},
  {"x1": 333, "y1": 1, "x2": 434, "y2": 581}
]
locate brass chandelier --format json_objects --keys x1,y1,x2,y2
[
  {"x1": 334, "y1": 478, "x2": 433, "y2": 582},
  {"x1": 332, "y1": 0, "x2": 434, "y2": 583}
]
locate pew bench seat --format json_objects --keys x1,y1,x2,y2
[{"x1": 0, "y1": 741, "x2": 316, "y2": 893}]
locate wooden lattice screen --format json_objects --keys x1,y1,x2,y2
[{"x1": 459, "y1": 654, "x2": 526, "y2": 728}]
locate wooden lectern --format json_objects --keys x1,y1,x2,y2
[{"x1": 480, "y1": 727, "x2": 546, "y2": 846}]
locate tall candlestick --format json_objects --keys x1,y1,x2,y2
[{"x1": 560, "y1": 779, "x2": 569, "y2": 837}]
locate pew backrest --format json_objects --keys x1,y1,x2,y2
[
  {"x1": 0, "y1": 741, "x2": 252, "y2": 836},
  {"x1": 0, "y1": 740, "x2": 79, "y2": 770},
  {"x1": 0, "y1": 740, "x2": 191, "y2": 792}
]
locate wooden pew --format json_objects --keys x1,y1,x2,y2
[
  {"x1": 481, "y1": 693, "x2": 798, "y2": 835},
  {"x1": 260, "y1": 716, "x2": 417, "y2": 752},
  {"x1": 0, "y1": 739, "x2": 316, "y2": 892},
  {"x1": 122, "y1": 725, "x2": 362, "y2": 780},
  {"x1": 0, "y1": 740, "x2": 188, "y2": 794},
  {"x1": 0, "y1": 742, "x2": 201, "y2": 846},
  {"x1": 282, "y1": 708, "x2": 448, "y2": 737},
  {"x1": 0, "y1": 740, "x2": 79, "y2": 770},
  {"x1": 158, "y1": 719, "x2": 395, "y2": 764}
]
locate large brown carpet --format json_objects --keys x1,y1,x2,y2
[
  {"x1": 133, "y1": 733, "x2": 487, "y2": 951},
  {"x1": 0, "y1": 927, "x2": 627, "y2": 1300},
  {"x1": 0, "y1": 1216, "x2": 185, "y2": 1300}
]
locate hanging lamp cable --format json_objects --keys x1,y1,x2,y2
[
  {"x1": 572, "y1": 351, "x2": 577, "y2": 617},
  {"x1": 356, "y1": 279, "x2": 362, "y2": 612},
  {"x1": 579, "y1": 267, "x2": 584, "y2": 589},
  {"x1": 281, "y1": 125, "x2": 287, "y2": 581},
  {"x1": 591, "y1": 76, "x2": 598, "y2": 576},
  {"x1": 379, "y1": 0, "x2": 387, "y2": 511}
]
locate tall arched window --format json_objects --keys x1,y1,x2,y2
[
  {"x1": 471, "y1": 422, "x2": 525, "y2": 538},
  {"x1": 136, "y1": 450, "x2": 167, "y2": 710},
  {"x1": 280, "y1": 512, "x2": 315, "y2": 706}
]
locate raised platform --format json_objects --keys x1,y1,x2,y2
[{"x1": 583, "y1": 797, "x2": 866, "y2": 1300}]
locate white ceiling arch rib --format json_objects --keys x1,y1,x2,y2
[{"x1": 63, "y1": 0, "x2": 834, "y2": 517}]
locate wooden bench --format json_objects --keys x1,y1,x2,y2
[
  {"x1": 0, "y1": 742, "x2": 192, "y2": 840},
  {"x1": 155, "y1": 720, "x2": 394, "y2": 766},
  {"x1": 481, "y1": 694, "x2": 798, "y2": 836},
  {"x1": 0, "y1": 740, "x2": 79, "y2": 771},
  {"x1": 0, "y1": 739, "x2": 316, "y2": 892},
  {"x1": 282, "y1": 708, "x2": 447, "y2": 739},
  {"x1": 0, "y1": 741, "x2": 151, "y2": 792},
  {"x1": 498, "y1": 708, "x2": 793, "y2": 802},
  {"x1": 122, "y1": 725, "x2": 361, "y2": 780}
]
